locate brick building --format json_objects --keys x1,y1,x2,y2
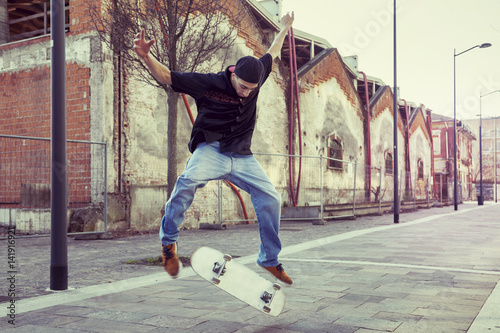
[
  {"x1": 464, "y1": 117, "x2": 500, "y2": 201},
  {"x1": 1, "y1": 0, "x2": 436, "y2": 233},
  {"x1": 432, "y1": 114, "x2": 476, "y2": 202}
]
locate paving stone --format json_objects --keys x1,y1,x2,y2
[
  {"x1": 37, "y1": 305, "x2": 98, "y2": 317},
  {"x1": 4, "y1": 324, "x2": 88, "y2": 333},
  {"x1": 14, "y1": 311, "x2": 84, "y2": 327},
  {"x1": 334, "y1": 315, "x2": 401, "y2": 331},
  {"x1": 188, "y1": 319, "x2": 247, "y2": 333},
  {"x1": 233, "y1": 325, "x2": 302, "y2": 333},
  {"x1": 59, "y1": 317, "x2": 157, "y2": 333},
  {"x1": 85, "y1": 309, "x2": 156, "y2": 322},
  {"x1": 287, "y1": 320, "x2": 357, "y2": 333},
  {"x1": 372, "y1": 311, "x2": 422, "y2": 324},
  {"x1": 141, "y1": 314, "x2": 204, "y2": 329}
]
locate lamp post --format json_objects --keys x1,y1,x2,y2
[
  {"x1": 492, "y1": 114, "x2": 498, "y2": 203},
  {"x1": 478, "y1": 103, "x2": 483, "y2": 205},
  {"x1": 453, "y1": 43, "x2": 491, "y2": 210},
  {"x1": 393, "y1": 0, "x2": 399, "y2": 223},
  {"x1": 496, "y1": 114, "x2": 498, "y2": 203},
  {"x1": 480, "y1": 90, "x2": 500, "y2": 204}
]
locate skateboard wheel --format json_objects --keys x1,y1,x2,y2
[
  {"x1": 263, "y1": 306, "x2": 271, "y2": 313},
  {"x1": 212, "y1": 277, "x2": 220, "y2": 285},
  {"x1": 273, "y1": 283, "x2": 281, "y2": 291},
  {"x1": 223, "y1": 254, "x2": 232, "y2": 261}
]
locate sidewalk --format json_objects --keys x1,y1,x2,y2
[{"x1": 2, "y1": 202, "x2": 500, "y2": 332}]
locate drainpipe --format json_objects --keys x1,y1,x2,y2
[
  {"x1": 426, "y1": 109, "x2": 437, "y2": 200},
  {"x1": 402, "y1": 99, "x2": 412, "y2": 198},
  {"x1": 287, "y1": 29, "x2": 297, "y2": 207},
  {"x1": 290, "y1": 27, "x2": 303, "y2": 206},
  {"x1": 360, "y1": 72, "x2": 371, "y2": 202}
]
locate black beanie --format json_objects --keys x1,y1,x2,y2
[{"x1": 234, "y1": 56, "x2": 264, "y2": 84}]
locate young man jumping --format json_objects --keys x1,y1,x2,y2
[{"x1": 134, "y1": 12, "x2": 295, "y2": 285}]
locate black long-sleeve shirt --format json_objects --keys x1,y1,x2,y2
[{"x1": 170, "y1": 53, "x2": 273, "y2": 155}]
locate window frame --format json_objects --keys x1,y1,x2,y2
[
  {"x1": 385, "y1": 151, "x2": 393, "y2": 175},
  {"x1": 327, "y1": 134, "x2": 344, "y2": 171}
]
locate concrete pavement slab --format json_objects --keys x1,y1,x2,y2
[{"x1": 2, "y1": 202, "x2": 500, "y2": 332}]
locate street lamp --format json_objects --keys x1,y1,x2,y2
[
  {"x1": 492, "y1": 114, "x2": 499, "y2": 204},
  {"x1": 453, "y1": 43, "x2": 492, "y2": 210},
  {"x1": 480, "y1": 90, "x2": 500, "y2": 204},
  {"x1": 478, "y1": 105, "x2": 484, "y2": 205}
]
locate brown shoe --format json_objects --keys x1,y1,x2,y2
[
  {"x1": 260, "y1": 263, "x2": 293, "y2": 286},
  {"x1": 162, "y1": 243, "x2": 181, "y2": 278}
]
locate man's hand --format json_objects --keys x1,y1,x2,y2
[
  {"x1": 281, "y1": 11, "x2": 294, "y2": 30},
  {"x1": 133, "y1": 29, "x2": 155, "y2": 60},
  {"x1": 133, "y1": 29, "x2": 172, "y2": 85},
  {"x1": 267, "y1": 11, "x2": 295, "y2": 60}
]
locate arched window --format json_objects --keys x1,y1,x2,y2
[
  {"x1": 327, "y1": 134, "x2": 343, "y2": 170},
  {"x1": 418, "y1": 159, "x2": 424, "y2": 179},
  {"x1": 385, "y1": 151, "x2": 393, "y2": 175}
]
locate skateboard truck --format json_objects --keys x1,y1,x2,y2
[
  {"x1": 211, "y1": 254, "x2": 232, "y2": 285},
  {"x1": 261, "y1": 283, "x2": 281, "y2": 313}
]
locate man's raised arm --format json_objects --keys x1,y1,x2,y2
[
  {"x1": 267, "y1": 12, "x2": 295, "y2": 60},
  {"x1": 133, "y1": 29, "x2": 172, "y2": 85}
]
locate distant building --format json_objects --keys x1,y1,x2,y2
[
  {"x1": 432, "y1": 114, "x2": 476, "y2": 202},
  {"x1": 463, "y1": 117, "x2": 500, "y2": 201}
]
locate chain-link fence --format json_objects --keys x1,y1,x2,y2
[
  {"x1": 202, "y1": 154, "x2": 454, "y2": 227},
  {"x1": 214, "y1": 153, "x2": 359, "y2": 225},
  {"x1": 2, "y1": 135, "x2": 473, "y2": 234},
  {"x1": 0, "y1": 135, "x2": 106, "y2": 236}
]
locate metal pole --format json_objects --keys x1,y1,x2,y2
[
  {"x1": 495, "y1": 115, "x2": 498, "y2": 203},
  {"x1": 320, "y1": 155, "x2": 324, "y2": 222},
  {"x1": 479, "y1": 101, "x2": 484, "y2": 205},
  {"x1": 104, "y1": 142, "x2": 108, "y2": 232},
  {"x1": 393, "y1": 0, "x2": 399, "y2": 223},
  {"x1": 427, "y1": 175, "x2": 430, "y2": 208},
  {"x1": 453, "y1": 49, "x2": 458, "y2": 210},
  {"x1": 379, "y1": 166, "x2": 382, "y2": 215},
  {"x1": 50, "y1": 0, "x2": 68, "y2": 291},
  {"x1": 218, "y1": 180, "x2": 223, "y2": 226},
  {"x1": 452, "y1": 43, "x2": 492, "y2": 209},
  {"x1": 353, "y1": 162, "x2": 357, "y2": 216},
  {"x1": 439, "y1": 174, "x2": 442, "y2": 203}
]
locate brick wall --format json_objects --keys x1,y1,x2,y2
[
  {"x1": 69, "y1": 0, "x2": 96, "y2": 36},
  {"x1": 0, "y1": 63, "x2": 92, "y2": 208}
]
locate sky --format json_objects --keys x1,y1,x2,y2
[{"x1": 280, "y1": 0, "x2": 500, "y2": 121}]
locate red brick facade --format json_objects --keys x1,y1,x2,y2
[{"x1": 0, "y1": 0, "x2": 94, "y2": 208}]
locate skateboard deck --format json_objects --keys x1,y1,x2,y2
[{"x1": 191, "y1": 246, "x2": 285, "y2": 316}]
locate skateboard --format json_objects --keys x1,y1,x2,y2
[{"x1": 190, "y1": 246, "x2": 285, "y2": 316}]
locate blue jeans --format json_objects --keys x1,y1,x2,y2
[{"x1": 159, "y1": 141, "x2": 282, "y2": 267}]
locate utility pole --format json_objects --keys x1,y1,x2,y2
[{"x1": 50, "y1": 0, "x2": 68, "y2": 290}]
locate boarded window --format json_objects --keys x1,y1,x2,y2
[
  {"x1": 327, "y1": 135, "x2": 343, "y2": 170},
  {"x1": 385, "y1": 151, "x2": 393, "y2": 175},
  {"x1": 418, "y1": 159, "x2": 424, "y2": 179}
]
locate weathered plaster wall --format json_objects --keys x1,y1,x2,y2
[
  {"x1": 370, "y1": 109, "x2": 405, "y2": 202},
  {"x1": 298, "y1": 75, "x2": 365, "y2": 206},
  {"x1": 410, "y1": 127, "x2": 432, "y2": 199}
]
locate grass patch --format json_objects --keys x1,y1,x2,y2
[{"x1": 125, "y1": 256, "x2": 191, "y2": 267}]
